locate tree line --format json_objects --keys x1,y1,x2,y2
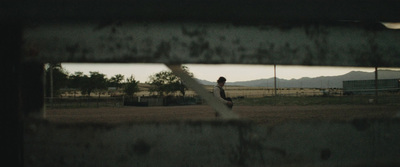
[{"x1": 45, "y1": 64, "x2": 193, "y2": 98}]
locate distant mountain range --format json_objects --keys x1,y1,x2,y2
[{"x1": 196, "y1": 70, "x2": 400, "y2": 88}]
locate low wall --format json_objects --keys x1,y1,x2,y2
[{"x1": 24, "y1": 119, "x2": 400, "y2": 167}]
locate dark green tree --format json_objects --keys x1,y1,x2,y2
[
  {"x1": 68, "y1": 72, "x2": 90, "y2": 96},
  {"x1": 123, "y1": 75, "x2": 140, "y2": 96},
  {"x1": 68, "y1": 72, "x2": 84, "y2": 89},
  {"x1": 178, "y1": 65, "x2": 194, "y2": 97},
  {"x1": 88, "y1": 71, "x2": 108, "y2": 96},
  {"x1": 45, "y1": 63, "x2": 68, "y2": 97},
  {"x1": 108, "y1": 74, "x2": 124, "y2": 88},
  {"x1": 147, "y1": 71, "x2": 178, "y2": 96},
  {"x1": 146, "y1": 65, "x2": 193, "y2": 97},
  {"x1": 68, "y1": 71, "x2": 107, "y2": 96}
]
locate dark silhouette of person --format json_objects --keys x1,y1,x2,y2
[{"x1": 213, "y1": 76, "x2": 233, "y2": 109}]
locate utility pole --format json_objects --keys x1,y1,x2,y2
[
  {"x1": 50, "y1": 64, "x2": 54, "y2": 105},
  {"x1": 375, "y1": 66, "x2": 378, "y2": 104},
  {"x1": 274, "y1": 64, "x2": 277, "y2": 96}
]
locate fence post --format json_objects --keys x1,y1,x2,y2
[{"x1": 374, "y1": 66, "x2": 379, "y2": 104}]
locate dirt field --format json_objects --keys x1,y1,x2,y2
[{"x1": 45, "y1": 105, "x2": 399, "y2": 126}]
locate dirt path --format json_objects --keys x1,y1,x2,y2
[{"x1": 45, "y1": 105, "x2": 399, "y2": 125}]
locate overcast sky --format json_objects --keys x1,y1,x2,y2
[{"x1": 61, "y1": 63, "x2": 399, "y2": 83}]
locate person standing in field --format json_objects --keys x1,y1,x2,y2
[{"x1": 213, "y1": 76, "x2": 233, "y2": 109}]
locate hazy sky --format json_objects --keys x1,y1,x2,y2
[{"x1": 61, "y1": 63, "x2": 399, "y2": 83}]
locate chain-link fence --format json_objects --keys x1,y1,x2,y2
[
  {"x1": 45, "y1": 96, "x2": 205, "y2": 108},
  {"x1": 233, "y1": 94, "x2": 399, "y2": 106},
  {"x1": 223, "y1": 88, "x2": 343, "y2": 98},
  {"x1": 46, "y1": 89, "x2": 398, "y2": 108},
  {"x1": 45, "y1": 96, "x2": 124, "y2": 108}
]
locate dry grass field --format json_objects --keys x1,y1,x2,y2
[
  {"x1": 134, "y1": 85, "x2": 332, "y2": 98},
  {"x1": 45, "y1": 105, "x2": 400, "y2": 126},
  {"x1": 64, "y1": 84, "x2": 333, "y2": 98}
]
